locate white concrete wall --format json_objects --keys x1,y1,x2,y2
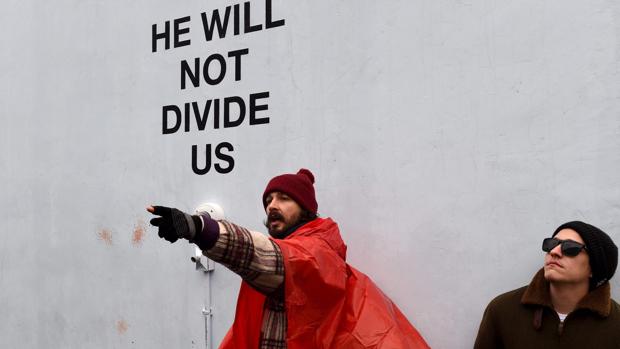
[{"x1": 2, "y1": 1, "x2": 620, "y2": 348}]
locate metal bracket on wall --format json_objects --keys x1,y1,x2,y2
[
  {"x1": 202, "y1": 306, "x2": 214, "y2": 349},
  {"x1": 192, "y1": 202, "x2": 223, "y2": 349},
  {"x1": 191, "y1": 247, "x2": 215, "y2": 272}
]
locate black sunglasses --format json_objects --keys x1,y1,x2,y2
[{"x1": 542, "y1": 238, "x2": 588, "y2": 257}]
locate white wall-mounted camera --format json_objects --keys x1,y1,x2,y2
[{"x1": 191, "y1": 202, "x2": 225, "y2": 272}]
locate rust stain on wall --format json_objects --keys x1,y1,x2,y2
[
  {"x1": 97, "y1": 229, "x2": 113, "y2": 246},
  {"x1": 116, "y1": 319, "x2": 128, "y2": 334},
  {"x1": 132, "y1": 219, "x2": 146, "y2": 246}
]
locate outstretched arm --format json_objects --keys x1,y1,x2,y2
[
  {"x1": 147, "y1": 205, "x2": 284, "y2": 296},
  {"x1": 201, "y1": 220, "x2": 284, "y2": 295}
]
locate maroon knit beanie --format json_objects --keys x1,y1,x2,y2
[{"x1": 262, "y1": 168, "x2": 318, "y2": 214}]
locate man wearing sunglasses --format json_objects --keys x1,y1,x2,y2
[{"x1": 474, "y1": 221, "x2": 619, "y2": 348}]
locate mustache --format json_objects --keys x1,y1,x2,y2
[{"x1": 267, "y1": 211, "x2": 285, "y2": 224}]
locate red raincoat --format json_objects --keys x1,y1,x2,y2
[{"x1": 219, "y1": 218, "x2": 430, "y2": 349}]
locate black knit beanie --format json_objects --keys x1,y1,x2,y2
[{"x1": 553, "y1": 221, "x2": 618, "y2": 288}]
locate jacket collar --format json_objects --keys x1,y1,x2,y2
[
  {"x1": 276, "y1": 221, "x2": 307, "y2": 239},
  {"x1": 521, "y1": 268, "x2": 611, "y2": 317},
  {"x1": 285, "y1": 218, "x2": 347, "y2": 260}
]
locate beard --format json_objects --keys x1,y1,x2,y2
[{"x1": 265, "y1": 211, "x2": 300, "y2": 238}]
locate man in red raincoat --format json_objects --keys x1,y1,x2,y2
[{"x1": 148, "y1": 169, "x2": 429, "y2": 348}]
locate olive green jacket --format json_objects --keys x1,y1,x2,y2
[{"x1": 474, "y1": 269, "x2": 620, "y2": 349}]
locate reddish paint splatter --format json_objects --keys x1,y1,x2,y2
[
  {"x1": 116, "y1": 319, "x2": 128, "y2": 334},
  {"x1": 97, "y1": 229, "x2": 113, "y2": 246},
  {"x1": 132, "y1": 220, "x2": 146, "y2": 246}
]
